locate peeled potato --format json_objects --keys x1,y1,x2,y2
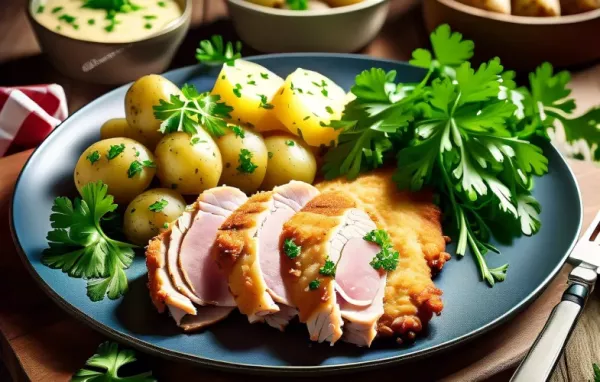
[
  {"x1": 125, "y1": 75, "x2": 182, "y2": 151},
  {"x1": 211, "y1": 59, "x2": 287, "y2": 133},
  {"x1": 261, "y1": 134, "x2": 317, "y2": 190},
  {"x1": 456, "y1": 0, "x2": 511, "y2": 13},
  {"x1": 123, "y1": 188, "x2": 186, "y2": 245},
  {"x1": 512, "y1": 0, "x2": 560, "y2": 15},
  {"x1": 271, "y1": 68, "x2": 346, "y2": 147},
  {"x1": 100, "y1": 118, "x2": 130, "y2": 139},
  {"x1": 215, "y1": 125, "x2": 268, "y2": 194}
]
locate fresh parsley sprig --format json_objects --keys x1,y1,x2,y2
[
  {"x1": 72, "y1": 341, "x2": 156, "y2": 382},
  {"x1": 322, "y1": 24, "x2": 598, "y2": 286},
  {"x1": 196, "y1": 35, "x2": 242, "y2": 66},
  {"x1": 153, "y1": 84, "x2": 233, "y2": 137},
  {"x1": 42, "y1": 181, "x2": 136, "y2": 301}
]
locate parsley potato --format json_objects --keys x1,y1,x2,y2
[
  {"x1": 74, "y1": 138, "x2": 156, "y2": 204},
  {"x1": 261, "y1": 134, "x2": 317, "y2": 190},
  {"x1": 154, "y1": 131, "x2": 222, "y2": 194},
  {"x1": 271, "y1": 68, "x2": 346, "y2": 146},
  {"x1": 215, "y1": 125, "x2": 268, "y2": 193},
  {"x1": 123, "y1": 188, "x2": 186, "y2": 245},
  {"x1": 211, "y1": 59, "x2": 286, "y2": 133},
  {"x1": 100, "y1": 118, "x2": 130, "y2": 140},
  {"x1": 125, "y1": 74, "x2": 182, "y2": 150}
]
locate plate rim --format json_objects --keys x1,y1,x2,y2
[{"x1": 9, "y1": 53, "x2": 584, "y2": 375}]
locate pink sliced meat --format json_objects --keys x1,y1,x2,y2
[{"x1": 335, "y1": 238, "x2": 383, "y2": 306}]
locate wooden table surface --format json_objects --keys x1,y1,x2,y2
[{"x1": 2, "y1": 0, "x2": 600, "y2": 381}]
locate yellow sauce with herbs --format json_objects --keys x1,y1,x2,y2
[{"x1": 33, "y1": 0, "x2": 182, "y2": 43}]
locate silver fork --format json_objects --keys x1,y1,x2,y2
[{"x1": 511, "y1": 211, "x2": 600, "y2": 382}]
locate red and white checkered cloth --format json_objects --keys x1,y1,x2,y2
[{"x1": 0, "y1": 84, "x2": 68, "y2": 157}]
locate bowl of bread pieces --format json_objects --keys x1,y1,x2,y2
[{"x1": 423, "y1": 0, "x2": 600, "y2": 70}]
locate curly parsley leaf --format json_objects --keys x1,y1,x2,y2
[
  {"x1": 72, "y1": 341, "x2": 156, "y2": 382},
  {"x1": 237, "y1": 148, "x2": 258, "y2": 174},
  {"x1": 153, "y1": 84, "x2": 233, "y2": 137},
  {"x1": 230, "y1": 125, "x2": 245, "y2": 138},
  {"x1": 364, "y1": 229, "x2": 399, "y2": 272},
  {"x1": 308, "y1": 279, "x2": 320, "y2": 290},
  {"x1": 148, "y1": 199, "x2": 168, "y2": 212},
  {"x1": 87, "y1": 151, "x2": 100, "y2": 164},
  {"x1": 196, "y1": 35, "x2": 242, "y2": 66},
  {"x1": 107, "y1": 144, "x2": 125, "y2": 160},
  {"x1": 42, "y1": 181, "x2": 136, "y2": 301},
  {"x1": 319, "y1": 257, "x2": 336, "y2": 277},
  {"x1": 283, "y1": 238, "x2": 301, "y2": 259}
]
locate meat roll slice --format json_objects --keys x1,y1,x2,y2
[
  {"x1": 213, "y1": 181, "x2": 319, "y2": 328},
  {"x1": 146, "y1": 186, "x2": 248, "y2": 331},
  {"x1": 280, "y1": 192, "x2": 385, "y2": 345}
]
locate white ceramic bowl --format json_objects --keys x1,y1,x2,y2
[{"x1": 226, "y1": 0, "x2": 389, "y2": 53}]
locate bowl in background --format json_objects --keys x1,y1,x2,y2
[
  {"x1": 27, "y1": 0, "x2": 191, "y2": 85},
  {"x1": 423, "y1": 0, "x2": 600, "y2": 71},
  {"x1": 226, "y1": 0, "x2": 389, "y2": 53}
]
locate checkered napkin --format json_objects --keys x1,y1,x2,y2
[{"x1": 0, "y1": 84, "x2": 68, "y2": 157}]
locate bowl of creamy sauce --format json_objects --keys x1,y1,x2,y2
[{"x1": 28, "y1": 0, "x2": 190, "y2": 84}]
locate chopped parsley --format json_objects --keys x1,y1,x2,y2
[
  {"x1": 258, "y1": 94, "x2": 274, "y2": 109},
  {"x1": 319, "y1": 257, "x2": 336, "y2": 277},
  {"x1": 303, "y1": 116, "x2": 311, "y2": 121},
  {"x1": 236, "y1": 149, "x2": 258, "y2": 174},
  {"x1": 88, "y1": 18, "x2": 95, "y2": 25},
  {"x1": 325, "y1": 106, "x2": 334, "y2": 114},
  {"x1": 127, "y1": 160, "x2": 155, "y2": 178},
  {"x1": 285, "y1": 140, "x2": 295, "y2": 146},
  {"x1": 230, "y1": 125, "x2": 245, "y2": 138},
  {"x1": 233, "y1": 84, "x2": 242, "y2": 98},
  {"x1": 58, "y1": 14, "x2": 77, "y2": 24},
  {"x1": 247, "y1": 80, "x2": 256, "y2": 86},
  {"x1": 51, "y1": 6, "x2": 63, "y2": 13},
  {"x1": 308, "y1": 279, "x2": 320, "y2": 290},
  {"x1": 283, "y1": 238, "x2": 301, "y2": 259},
  {"x1": 364, "y1": 229, "x2": 399, "y2": 272},
  {"x1": 143, "y1": 15, "x2": 157, "y2": 19},
  {"x1": 321, "y1": 89, "x2": 328, "y2": 97},
  {"x1": 106, "y1": 144, "x2": 125, "y2": 160},
  {"x1": 36, "y1": 5, "x2": 45, "y2": 13},
  {"x1": 268, "y1": 151, "x2": 274, "y2": 159},
  {"x1": 260, "y1": 72, "x2": 269, "y2": 79},
  {"x1": 149, "y1": 199, "x2": 168, "y2": 212},
  {"x1": 162, "y1": 223, "x2": 169, "y2": 229},
  {"x1": 158, "y1": 1, "x2": 166, "y2": 6},
  {"x1": 190, "y1": 137, "x2": 206, "y2": 145},
  {"x1": 86, "y1": 150, "x2": 100, "y2": 164},
  {"x1": 144, "y1": 23, "x2": 152, "y2": 29}
]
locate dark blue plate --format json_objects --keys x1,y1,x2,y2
[{"x1": 10, "y1": 54, "x2": 582, "y2": 375}]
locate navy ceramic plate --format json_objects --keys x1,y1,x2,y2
[{"x1": 11, "y1": 54, "x2": 582, "y2": 375}]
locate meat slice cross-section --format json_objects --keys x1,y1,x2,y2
[
  {"x1": 280, "y1": 192, "x2": 385, "y2": 346},
  {"x1": 146, "y1": 186, "x2": 248, "y2": 331},
  {"x1": 213, "y1": 181, "x2": 319, "y2": 328}
]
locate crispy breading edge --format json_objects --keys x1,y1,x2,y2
[{"x1": 146, "y1": 231, "x2": 169, "y2": 314}]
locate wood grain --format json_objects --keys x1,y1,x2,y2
[{"x1": 1, "y1": 0, "x2": 600, "y2": 381}]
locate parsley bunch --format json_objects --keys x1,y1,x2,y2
[
  {"x1": 153, "y1": 84, "x2": 233, "y2": 137},
  {"x1": 42, "y1": 181, "x2": 136, "y2": 301},
  {"x1": 325, "y1": 24, "x2": 600, "y2": 286},
  {"x1": 72, "y1": 341, "x2": 156, "y2": 382}
]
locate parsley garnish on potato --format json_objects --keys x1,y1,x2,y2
[
  {"x1": 106, "y1": 144, "x2": 125, "y2": 160},
  {"x1": 86, "y1": 150, "x2": 100, "y2": 164},
  {"x1": 364, "y1": 229, "x2": 399, "y2": 272},
  {"x1": 153, "y1": 83, "x2": 233, "y2": 137},
  {"x1": 72, "y1": 341, "x2": 156, "y2": 382},
  {"x1": 42, "y1": 181, "x2": 136, "y2": 301},
  {"x1": 237, "y1": 148, "x2": 258, "y2": 174},
  {"x1": 321, "y1": 24, "x2": 600, "y2": 286},
  {"x1": 148, "y1": 199, "x2": 168, "y2": 212}
]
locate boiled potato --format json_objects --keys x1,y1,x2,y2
[
  {"x1": 282, "y1": 0, "x2": 330, "y2": 8},
  {"x1": 512, "y1": 0, "x2": 559, "y2": 15},
  {"x1": 212, "y1": 59, "x2": 287, "y2": 133},
  {"x1": 456, "y1": 0, "x2": 511, "y2": 13},
  {"x1": 100, "y1": 118, "x2": 130, "y2": 139},
  {"x1": 154, "y1": 130, "x2": 222, "y2": 195},
  {"x1": 123, "y1": 188, "x2": 186, "y2": 245},
  {"x1": 561, "y1": 0, "x2": 600, "y2": 14},
  {"x1": 325, "y1": 0, "x2": 364, "y2": 6},
  {"x1": 125, "y1": 75, "x2": 182, "y2": 151},
  {"x1": 261, "y1": 134, "x2": 317, "y2": 190},
  {"x1": 271, "y1": 68, "x2": 346, "y2": 147},
  {"x1": 74, "y1": 137, "x2": 156, "y2": 204},
  {"x1": 215, "y1": 125, "x2": 268, "y2": 194},
  {"x1": 245, "y1": 0, "x2": 285, "y2": 7}
]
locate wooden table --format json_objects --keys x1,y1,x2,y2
[{"x1": 2, "y1": 1, "x2": 600, "y2": 381}]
